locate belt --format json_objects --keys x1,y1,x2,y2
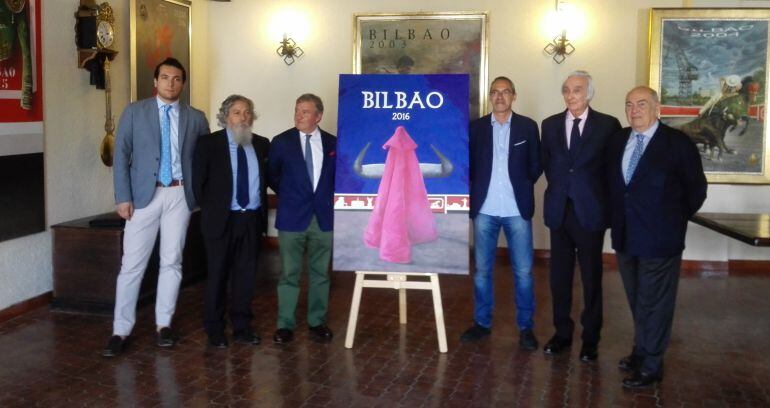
[{"x1": 156, "y1": 180, "x2": 183, "y2": 187}]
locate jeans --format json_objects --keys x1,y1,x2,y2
[{"x1": 473, "y1": 213, "x2": 535, "y2": 330}]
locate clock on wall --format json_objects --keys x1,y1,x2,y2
[{"x1": 74, "y1": 0, "x2": 117, "y2": 89}]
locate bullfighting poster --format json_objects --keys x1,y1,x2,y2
[
  {"x1": 334, "y1": 74, "x2": 469, "y2": 274},
  {"x1": 0, "y1": 0, "x2": 44, "y2": 242}
]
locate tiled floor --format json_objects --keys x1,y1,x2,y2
[{"x1": 1, "y1": 249, "x2": 769, "y2": 407}]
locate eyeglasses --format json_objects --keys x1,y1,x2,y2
[{"x1": 489, "y1": 89, "x2": 514, "y2": 97}]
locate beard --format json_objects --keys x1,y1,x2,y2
[{"x1": 229, "y1": 123, "x2": 252, "y2": 146}]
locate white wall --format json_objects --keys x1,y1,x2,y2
[{"x1": 0, "y1": 0, "x2": 768, "y2": 311}]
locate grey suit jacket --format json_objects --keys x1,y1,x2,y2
[{"x1": 113, "y1": 97, "x2": 210, "y2": 210}]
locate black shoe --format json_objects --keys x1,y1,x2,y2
[
  {"x1": 622, "y1": 371, "x2": 662, "y2": 388},
  {"x1": 543, "y1": 335, "x2": 572, "y2": 355},
  {"x1": 102, "y1": 335, "x2": 126, "y2": 357},
  {"x1": 579, "y1": 343, "x2": 598, "y2": 362},
  {"x1": 273, "y1": 328, "x2": 294, "y2": 344},
  {"x1": 208, "y1": 332, "x2": 228, "y2": 348},
  {"x1": 519, "y1": 329, "x2": 538, "y2": 351},
  {"x1": 460, "y1": 323, "x2": 491, "y2": 342},
  {"x1": 233, "y1": 329, "x2": 261, "y2": 345},
  {"x1": 309, "y1": 324, "x2": 333, "y2": 343},
  {"x1": 157, "y1": 327, "x2": 176, "y2": 347},
  {"x1": 618, "y1": 354, "x2": 642, "y2": 372}
]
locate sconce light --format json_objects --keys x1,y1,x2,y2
[
  {"x1": 276, "y1": 34, "x2": 304, "y2": 65},
  {"x1": 543, "y1": 0, "x2": 579, "y2": 64}
]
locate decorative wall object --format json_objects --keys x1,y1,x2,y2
[
  {"x1": 130, "y1": 0, "x2": 191, "y2": 104},
  {"x1": 650, "y1": 8, "x2": 770, "y2": 184},
  {"x1": 0, "y1": 0, "x2": 44, "y2": 242},
  {"x1": 353, "y1": 12, "x2": 487, "y2": 119}
]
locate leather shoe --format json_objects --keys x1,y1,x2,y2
[
  {"x1": 208, "y1": 332, "x2": 228, "y2": 348},
  {"x1": 618, "y1": 354, "x2": 642, "y2": 372},
  {"x1": 233, "y1": 329, "x2": 261, "y2": 345},
  {"x1": 156, "y1": 327, "x2": 176, "y2": 348},
  {"x1": 309, "y1": 324, "x2": 333, "y2": 343},
  {"x1": 543, "y1": 335, "x2": 572, "y2": 355},
  {"x1": 273, "y1": 328, "x2": 294, "y2": 344},
  {"x1": 622, "y1": 371, "x2": 662, "y2": 388},
  {"x1": 579, "y1": 344, "x2": 598, "y2": 362},
  {"x1": 460, "y1": 323, "x2": 491, "y2": 342},
  {"x1": 519, "y1": 329, "x2": 538, "y2": 351},
  {"x1": 102, "y1": 335, "x2": 126, "y2": 357}
]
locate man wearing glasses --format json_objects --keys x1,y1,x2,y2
[{"x1": 461, "y1": 76, "x2": 542, "y2": 350}]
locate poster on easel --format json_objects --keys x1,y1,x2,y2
[{"x1": 334, "y1": 74, "x2": 469, "y2": 274}]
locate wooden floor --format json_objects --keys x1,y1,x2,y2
[{"x1": 1, "y1": 248, "x2": 769, "y2": 407}]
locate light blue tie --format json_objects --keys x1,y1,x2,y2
[
  {"x1": 159, "y1": 104, "x2": 173, "y2": 186},
  {"x1": 625, "y1": 134, "x2": 645, "y2": 185},
  {"x1": 305, "y1": 134, "x2": 314, "y2": 186}
]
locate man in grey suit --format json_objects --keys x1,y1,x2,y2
[{"x1": 103, "y1": 57, "x2": 209, "y2": 357}]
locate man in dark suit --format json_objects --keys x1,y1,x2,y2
[
  {"x1": 608, "y1": 86, "x2": 706, "y2": 388},
  {"x1": 540, "y1": 71, "x2": 621, "y2": 361},
  {"x1": 268, "y1": 93, "x2": 336, "y2": 344},
  {"x1": 461, "y1": 76, "x2": 542, "y2": 350},
  {"x1": 193, "y1": 95, "x2": 269, "y2": 348},
  {"x1": 104, "y1": 58, "x2": 209, "y2": 357}
]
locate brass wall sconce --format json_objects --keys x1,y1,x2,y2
[
  {"x1": 543, "y1": 0, "x2": 578, "y2": 64},
  {"x1": 276, "y1": 34, "x2": 304, "y2": 65}
]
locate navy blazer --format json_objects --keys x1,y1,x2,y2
[
  {"x1": 268, "y1": 127, "x2": 336, "y2": 232},
  {"x1": 607, "y1": 123, "x2": 707, "y2": 258},
  {"x1": 469, "y1": 112, "x2": 542, "y2": 220},
  {"x1": 541, "y1": 108, "x2": 621, "y2": 231},
  {"x1": 193, "y1": 129, "x2": 270, "y2": 239}
]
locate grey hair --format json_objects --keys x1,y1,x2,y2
[
  {"x1": 565, "y1": 70, "x2": 595, "y2": 101},
  {"x1": 216, "y1": 94, "x2": 257, "y2": 128},
  {"x1": 627, "y1": 86, "x2": 660, "y2": 104},
  {"x1": 296, "y1": 93, "x2": 324, "y2": 113}
]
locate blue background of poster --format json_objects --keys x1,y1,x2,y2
[{"x1": 335, "y1": 74, "x2": 469, "y2": 195}]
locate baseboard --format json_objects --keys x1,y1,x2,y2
[{"x1": 0, "y1": 291, "x2": 52, "y2": 324}]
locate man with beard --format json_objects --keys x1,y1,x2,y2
[{"x1": 193, "y1": 95, "x2": 270, "y2": 348}]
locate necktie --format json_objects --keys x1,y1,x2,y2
[
  {"x1": 625, "y1": 134, "x2": 645, "y2": 185},
  {"x1": 569, "y1": 117, "x2": 582, "y2": 157},
  {"x1": 305, "y1": 134, "x2": 314, "y2": 187},
  {"x1": 159, "y1": 104, "x2": 173, "y2": 186},
  {"x1": 236, "y1": 145, "x2": 249, "y2": 209}
]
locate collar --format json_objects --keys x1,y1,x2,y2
[
  {"x1": 491, "y1": 111, "x2": 512, "y2": 126},
  {"x1": 299, "y1": 127, "x2": 321, "y2": 138},
  {"x1": 566, "y1": 107, "x2": 589, "y2": 122},
  {"x1": 632, "y1": 120, "x2": 659, "y2": 138},
  {"x1": 156, "y1": 97, "x2": 179, "y2": 110}
]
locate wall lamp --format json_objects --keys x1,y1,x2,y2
[
  {"x1": 543, "y1": 0, "x2": 579, "y2": 64},
  {"x1": 277, "y1": 34, "x2": 304, "y2": 65}
]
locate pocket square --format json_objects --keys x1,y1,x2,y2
[{"x1": 514, "y1": 140, "x2": 527, "y2": 146}]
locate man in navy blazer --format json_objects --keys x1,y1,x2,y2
[
  {"x1": 268, "y1": 93, "x2": 336, "y2": 344},
  {"x1": 540, "y1": 71, "x2": 621, "y2": 361},
  {"x1": 608, "y1": 86, "x2": 706, "y2": 388},
  {"x1": 461, "y1": 76, "x2": 542, "y2": 351},
  {"x1": 104, "y1": 58, "x2": 209, "y2": 357},
  {"x1": 193, "y1": 95, "x2": 270, "y2": 348}
]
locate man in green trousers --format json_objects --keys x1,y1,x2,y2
[{"x1": 268, "y1": 94, "x2": 336, "y2": 344}]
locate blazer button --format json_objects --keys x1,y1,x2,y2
[{"x1": 569, "y1": 169, "x2": 574, "y2": 173}]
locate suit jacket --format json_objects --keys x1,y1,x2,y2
[
  {"x1": 193, "y1": 129, "x2": 270, "y2": 238},
  {"x1": 113, "y1": 97, "x2": 210, "y2": 210},
  {"x1": 469, "y1": 112, "x2": 542, "y2": 220},
  {"x1": 607, "y1": 122, "x2": 707, "y2": 258},
  {"x1": 541, "y1": 108, "x2": 621, "y2": 231},
  {"x1": 268, "y1": 127, "x2": 336, "y2": 232}
]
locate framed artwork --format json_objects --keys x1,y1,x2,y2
[
  {"x1": 650, "y1": 8, "x2": 770, "y2": 184},
  {"x1": 353, "y1": 12, "x2": 488, "y2": 119},
  {"x1": 130, "y1": 0, "x2": 191, "y2": 104}
]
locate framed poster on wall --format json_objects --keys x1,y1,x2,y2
[
  {"x1": 130, "y1": 0, "x2": 191, "y2": 104},
  {"x1": 650, "y1": 8, "x2": 770, "y2": 184},
  {"x1": 353, "y1": 12, "x2": 488, "y2": 119}
]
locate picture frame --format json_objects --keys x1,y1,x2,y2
[
  {"x1": 130, "y1": 0, "x2": 191, "y2": 104},
  {"x1": 649, "y1": 8, "x2": 770, "y2": 184},
  {"x1": 353, "y1": 12, "x2": 488, "y2": 119}
]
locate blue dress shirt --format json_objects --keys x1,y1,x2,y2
[
  {"x1": 479, "y1": 112, "x2": 520, "y2": 217},
  {"x1": 621, "y1": 120, "x2": 659, "y2": 183}
]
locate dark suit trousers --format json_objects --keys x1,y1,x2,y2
[
  {"x1": 616, "y1": 251, "x2": 681, "y2": 377},
  {"x1": 203, "y1": 210, "x2": 262, "y2": 335},
  {"x1": 549, "y1": 201, "x2": 605, "y2": 345}
]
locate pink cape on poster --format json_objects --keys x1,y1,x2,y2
[{"x1": 363, "y1": 126, "x2": 437, "y2": 263}]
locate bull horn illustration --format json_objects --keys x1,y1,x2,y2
[{"x1": 353, "y1": 142, "x2": 454, "y2": 179}]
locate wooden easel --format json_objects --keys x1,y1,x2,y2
[{"x1": 344, "y1": 271, "x2": 448, "y2": 353}]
